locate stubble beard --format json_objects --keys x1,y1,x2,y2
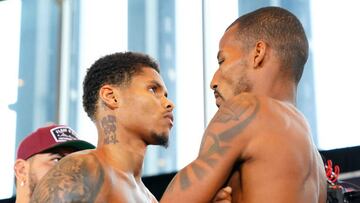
[
  {"x1": 234, "y1": 67, "x2": 253, "y2": 95},
  {"x1": 28, "y1": 168, "x2": 38, "y2": 197},
  {"x1": 151, "y1": 132, "x2": 169, "y2": 148}
]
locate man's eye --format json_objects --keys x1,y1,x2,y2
[
  {"x1": 52, "y1": 158, "x2": 61, "y2": 162},
  {"x1": 149, "y1": 87, "x2": 157, "y2": 93},
  {"x1": 218, "y1": 59, "x2": 224, "y2": 65},
  {"x1": 51, "y1": 155, "x2": 63, "y2": 162}
]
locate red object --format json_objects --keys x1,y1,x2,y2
[
  {"x1": 325, "y1": 160, "x2": 340, "y2": 183},
  {"x1": 17, "y1": 124, "x2": 95, "y2": 160}
]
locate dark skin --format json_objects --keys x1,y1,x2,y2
[
  {"x1": 30, "y1": 67, "x2": 232, "y2": 203},
  {"x1": 160, "y1": 23, "x2": 327, "y2": 203},
  {"x1": 30, "y1": 67, "x2": 173, "y2": 203}
]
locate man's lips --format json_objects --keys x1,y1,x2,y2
[
  {"x1": 164, "y1": 112, "x2": 174, "y2": 126},
  {"x1": 214, "y1": 91, "x2": 223, "y2": 107}
]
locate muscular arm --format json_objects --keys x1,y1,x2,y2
[
  {"x1": 161, "y1": 94, "x2": 260, "y2": 203},
  {"x1": 30, "y1": 153, "x2": 105, "y2": 203}
]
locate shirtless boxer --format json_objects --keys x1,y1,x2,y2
[
  {"x1": 161, "y1": 6, "x2": 327, "y2": 203},
  {"x1": 30, "y1": 52, "x2": 231, "y2": 203}
]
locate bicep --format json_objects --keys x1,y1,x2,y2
[
  {"x1": 30, "y1": 154, "x2": 105, "y2": 203},
  {"x1": 161, "y1": 160, "x2": 233, "y2": 203},
  {"x1": 162, "y1": 95, "x2": 260, "y2": 202},
  {"x1": 161, "y1": 132, "x2": 245, "y2": 203},
  {"x1": 161, "y1": 131, "x2": 240, "y2": 202}
]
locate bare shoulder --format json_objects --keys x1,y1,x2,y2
[
  {"x1": 30, "y1": 151, "x2": 105, "y2": 203},
  {"x1": 202, "y1": 93, "x2": 265, "y2": 149},
  {"x1": 224, "y1": 94, "x2": 326, "y2": 202},
  {"x1": 161, "y1": 94, "x2": 317, "y2": 202},
  {"x1": 203, "y1": 92, "x2": 313, "y2": 157},
  {"x1": 212, "y1": 92, "x2": 261, "y2": 124},
  {"x1": 245, "y1": 94, "x2": 312, "y2": 149}
]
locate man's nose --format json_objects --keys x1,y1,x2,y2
[
  {"x1": 164, "y1": 97, "x2": 175, "y2": 111},
  {"x1": 210, "y1": 71, "x2": 219, "y2": 91},
  {"x1": 211, "y1": 83, "x2": 218, "y2": 91}
]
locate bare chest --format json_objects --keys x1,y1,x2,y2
[{"x1": 94, "y1": 173, "x2": 157, "y2": 203}]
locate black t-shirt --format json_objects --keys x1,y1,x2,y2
[{"x1": 0, "y1": 196, "x2": 15, "y2": 203}]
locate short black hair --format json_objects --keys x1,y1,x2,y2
[
  {"x1": 229, "y1": 6, "x2": 308, "y2": 84},
  {"x1": 82, "y1": 52, "x2": 160, "y2": 120}
]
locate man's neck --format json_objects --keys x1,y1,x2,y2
[
  {"x1": 15, "y1": 186, "x2": 30, "y2": 203},
  {"x1": 95, "y1": 122, "x2": 147, "y2": 179},
  {"x1": 99, "y1": 144, "x2": 146, "y2": 179},
  {"x1": 256, "y1": 77, "x2": 297, "y2": 105},
  {"x1": 272, "y1": 81, "x2": 297, "y2": 105}
]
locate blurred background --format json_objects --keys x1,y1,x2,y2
[{"x1": 1, "y1": 0, "x2": 360, "y2": 198}]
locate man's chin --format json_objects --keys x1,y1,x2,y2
[
  {"x1": 216, "y1": 100, "x2": 223, "y2": 108},
  {"x1": 215, "y1": 96, "x2": 225, "y2": 108},
  {"x1": 151, "y1": 133, "x2": 169, "y2": 148}
]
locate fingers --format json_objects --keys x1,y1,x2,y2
[
  {"x1": 222, "y1": 186, "x2": 232, "y2": 194},
  {"x1": 213, "y1": 186, "x2": 232, "y2": 202}
]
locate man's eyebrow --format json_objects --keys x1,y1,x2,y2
[
  {"x1": 149, "y1": 80, "x2": 162, "y2": 88},
  {"x1": 47, "y1": 151, "x2": 62, "y2": 156},
  {"x1": 45, "y1": 149, "x2": 70, "y2": 156}
]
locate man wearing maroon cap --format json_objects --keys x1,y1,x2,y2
[{"x1": 11, "y1": 124, "x2": 95, "y2": 203}]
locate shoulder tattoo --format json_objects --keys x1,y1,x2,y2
[{"x1": 30, "y1": 154, "x2": 105, "y2": 203}]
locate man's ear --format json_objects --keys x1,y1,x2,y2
[
  {"x1": 253, "y1": 40, "x2": 267, "y2": 69},
  {"x1": 99, "y1": 85, "x2": 120, "y2": 109},
  {"x1": 14, "y1": 159, "x2": 28, "y2": 186}
]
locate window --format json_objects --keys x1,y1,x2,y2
[{"x1": 2, "y1": 0, "x2": 360, "y2": 199}]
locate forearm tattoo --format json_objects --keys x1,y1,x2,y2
[
  {"x1": 101, "y1": 115, "x2": 119, "y2": 144},
  {"x1": 167, "y1": 95, "x2": 260, "y2": 192},
  {"x1": 30, "y1": 154, "x2": 105, "y2": 203}
]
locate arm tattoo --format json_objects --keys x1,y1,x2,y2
[
  {"x1": 191, "y1": 162, "x2": 206, "y2": 180},
  {"x1": 101, "y1": 115, "x2": 119, "y2": 144},
  {"x1": 179, "y1": 168, "x2": 191, "y2": 190},
  {"x1": 170, "y1": 95, "x2": 260, "y2": 191},
  {"x1": 212, "y1": 95, "x2": 258, "y2": 123},
  {"x1": 30, "y1": 154, "x2": 105, "y2": 203}
]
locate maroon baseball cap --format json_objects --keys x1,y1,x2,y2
[{"x1": 16, "y1": 124, "x2": 95, "y2": 160}]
